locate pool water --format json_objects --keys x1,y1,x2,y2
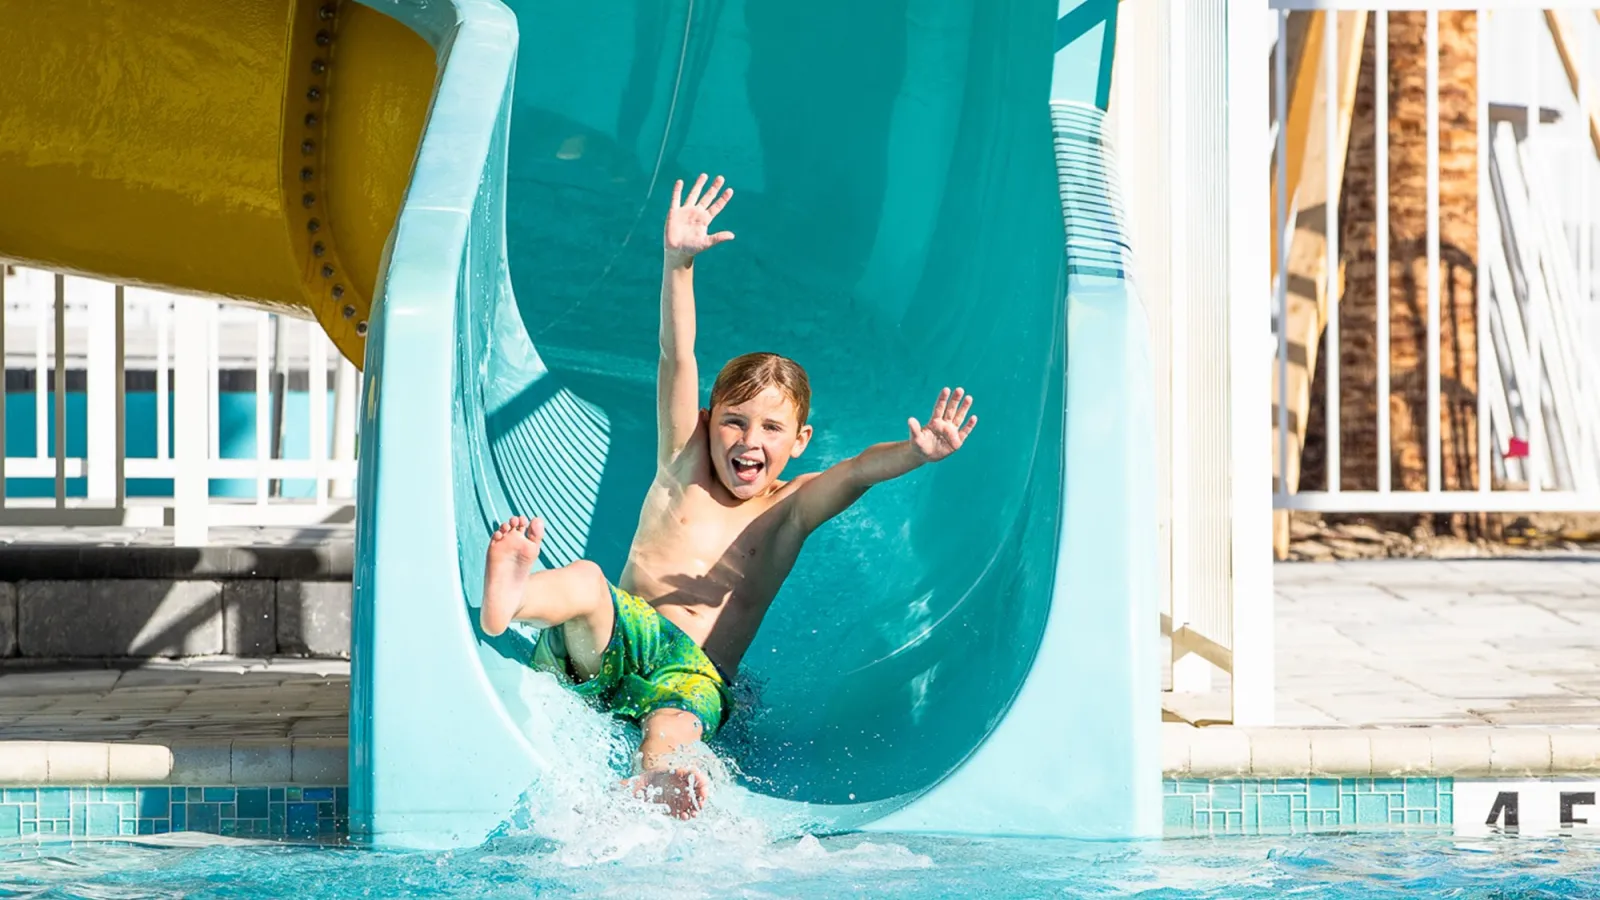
[{"x1": 3, "y1": 830, "x2": 1598, "y2": 898}]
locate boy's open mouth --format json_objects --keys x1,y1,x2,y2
[{"x1": 731, "y1": 455, "x2": 764, "y2": 483}]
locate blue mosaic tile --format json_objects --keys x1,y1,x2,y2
[
  {"x1": 1177, "y1": 781, "x2": 1208, "y2": 795},
  {"x1": 1211, "y1": 783, "x2": 1242, "y2": 811},
  {"x1": 237, "y1": 789, "x2": 269, "y2": 819},
  {"x1": 137, "y1": 788, "x2": 170, "y2": 819},
  {"x1": 1194, "y1": 812, "x2": 1210, "y2": 829},
  {"x1": 103, "y1": 788, "x2": 135, "y2": 805},
  {"x1": 186, "y1": 788, "x2": 203, "y2": 803},
  {"x1": 1243, "y1": 782, "x2": 1258, "y2": 795},
  {"x1": 1356, "y1": 794, "x2": 1395, "y2": 826},
  {"x1": 1309, "y1": 780, "x2": 1339, "y2": 811},
  {"x1": 1405, "y1": 779, "x2": 1437, "y2": 808},
  {"x1": 70, "y1": 805, "x2": 85, "y2": 836},
  {"x1": 1440, "y1": 793, "x2": 1453, "y2": 822},
  {"x1": 335, "y1": 788, "x2": 348, "y2": 817},
  {"x1": 304, "y1": 788, "x2": 335, "y2": 802},
  {"x1": 119, "y1": 820, "x2": 135, "y2": 836},
  {"x1": 203, "y1": 788, "x2": 235, "y2": 804},
  {"x1": 37, "y1": 789, "x2": 68, "y2": 819},
  {"x1": 1375, "y1": 778, "x2": 1403, "y2": 794},
  {"x1": 1406, "y1": 810, "x2": 1421, "y2": 825},
  {"x1": 3, "y1": 790, "x2": 36, "y2": 804},
  {"x1": 1276, "y1": 780, "x2": 1307, "y2": 793},
  {"x1": 87, "y1": 804, "x2": 119, "y2": 836},
  {"x1": 0, "y1": 806, "x2": 18, "y2": 839},
  {"x1": 287, "y1": 803, "x2": 318, "y2": 838},
  {"x1": 189, "y1": 804, "x2": 220, "y2": 834},
  {"x1": 270, "y1": 788, "x2": 285, "y2": 803},
  {"x1": 21, "y1": 823, "x2": 35, "y2": 836},
  {"x1": 170, "y1": 804, "x2": 187, "y2": 832},
  {"x1": 1423, "y1": 810, "x2": 1437, "y2": 825},
  {"x1": 1244, "y1": 798, "x2": 1259, "y2": 830},
  {"x1": 1260, "y1": 795, "x2": 1292, "y2": 829}
]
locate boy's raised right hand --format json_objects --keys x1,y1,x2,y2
[{"x1": 664, "y1": 173, "x2": 735, "y2": 265}]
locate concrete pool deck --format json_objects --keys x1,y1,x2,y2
[{"x1": 1, "y1": 548, "x2": 1599, "y2": 784}]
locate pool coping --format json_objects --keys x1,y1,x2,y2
[
  {"x1": 0, "y1": 740, "x2": 345, "y2": 786},
  {"x1": 8, "y1": 725, "x2": 1600, "y2": 786},
  {"x1": 1164, "y1": 723, "x2": 1600, "y2": 778}
]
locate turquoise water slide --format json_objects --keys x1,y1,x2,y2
[{"x1": 349, "y1": 0, "x2": 1158, "y2": 847}]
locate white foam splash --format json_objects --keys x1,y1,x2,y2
[{"x1": 487, "y1": 670, "x2": 919, "y2": 873}]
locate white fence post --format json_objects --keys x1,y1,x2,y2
[
  {"x1": 333, "y1": 355, "x2": 358, "y2": 499},
  {"x1": 82, "y1": 276, "x2": 117, "y2": 503},
  {"x1": 1229, "y1": 0, "x2": 1274, "y2": 727},
  {"x1": 173, "y1": 299, "x2": 209, "y2": 546}
]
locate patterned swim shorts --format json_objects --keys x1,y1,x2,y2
[{"x1": 532, "y1": 583, "x2": 734, "y2": 737}]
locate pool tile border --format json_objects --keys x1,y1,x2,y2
[
  {"x1": 1164, "y1": 777, "x2": 1454, "y2": 835},
  {"x1": 0, "y1": 785, "x2": 348, "y2": 839}
]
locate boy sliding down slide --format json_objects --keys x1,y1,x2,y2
[{"x1": 479, "y1": 174, "x2": 978, "y2": 820}]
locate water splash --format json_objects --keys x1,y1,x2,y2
[{"x1": 484, "y1": 669, "x2": 849, "y2": 869}]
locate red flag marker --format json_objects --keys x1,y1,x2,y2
[{"x1": 1506, "y1": 437, "x2": 1530, "y2": 459}]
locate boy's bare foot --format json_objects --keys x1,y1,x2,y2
[
  {"x1": 480, "y1": 516, "x2": 545, "y2": 636},
  {"x1": 627, "y1": 768, "x2": 708, "y2": 820}
]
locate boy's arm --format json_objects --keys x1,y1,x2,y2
[
  {"x1": 789, "y1": 387, "x2": 977, "y2": 534},
  {"x1": 658, "y1": 174, "x2": 735, "y2": 464}
]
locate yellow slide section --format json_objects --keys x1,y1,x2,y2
[{"x1": 0, "y1": 0, "x2": 437, "y2": 367}]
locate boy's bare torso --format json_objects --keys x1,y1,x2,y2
[{"x1": 618, "y1": 418, "x2": 810, "y2": 675}]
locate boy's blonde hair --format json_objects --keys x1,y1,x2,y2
[{"x1": 709, "y1": 352, "x2": 811, "y2": 426}]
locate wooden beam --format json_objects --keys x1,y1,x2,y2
[
  {"x1": 1544, "y1": 10, "x2": 1600, "y2": 160},
  {"x1": 1272, "y1": 11, "x2": 1369, "y2": 558}
]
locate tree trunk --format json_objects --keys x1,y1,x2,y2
[{"x1": 1300, "y1": 11, "x2": 1484, "y2": 538}]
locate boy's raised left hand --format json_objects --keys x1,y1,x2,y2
[
  {"x1": 908, "y1": 387, "x2": 977, "y2": 462},
  {"x1": 664, "y1": 173, "x2": 735, "y2": 264}
]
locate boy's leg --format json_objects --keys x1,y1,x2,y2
[
  {"x1": 630, "y1": 708, "x2": 709, "y2": 819},
  {"x1": 480, "y1": 516, "x2": 615, "y2": 679}
]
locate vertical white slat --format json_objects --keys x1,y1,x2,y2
[
  {"x1": 1275, "y1": 10, "x2": 1290, "y2": 503},
  {"x1": 156, "y1": 296, "x2": 169, "y2": 461},
  {"x1": 1426, "y1": 10, "x2": 1442, "y2": 492},
  {"x1": 1228, "y1": 0, "x2": 1272, "y2": 727},
  {"x1": 53, "y1": 275, "x2": 65, "y2": 509},
  {"x1": 173, "y1": 300, "x2": 208, "y2": 546},
  {"x1": 1580, "y1": 11, "x2": 1593, "y2": 488},
  {"x1": 1178, "y1": 0, "x2": 1236, "y2": 697},
  {"x1": 83, "y1": 277, "x2": 116, "y2": 503},
  {"x1": 34, "y1": 275, "x2": 47, "y2": 460},
  {"x1": 0, "y1": 267, "x2": 7, "y2": 505},
  {"x1": 1377, "y1": 12, "x2": 1392, "y2": 493},
  {"x1": 332, "y1": 355, "x2": 358, "y2": 499},
  {"x1": 114, "y1": 287, "x2": 125, "y2": 509},
  {"x1": 256, "y1": 311, "x2": 270, "y2": 505},
  {"x1": 208, "y1": 302, "x2": 220, "y2": 462},
  {"x1": 1325, "y1": 12, "x2": 1341, "y2": 492},
  {"x1": 1170, "y1": 0, "x2": 1209, "y2": 695},
  {"x1": 309, "y1": 321, "x2": 328, "y2": 505},
  {"x1": 1527, "y1": 14, "x2": 1545, "y2": 493},
  {"x1": 1476, "y1": 7, "x2": 1489, "y2": 494}
]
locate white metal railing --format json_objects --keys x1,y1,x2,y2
[
  {"x1": 1271, "y1": 3, "x2": 1600, "y2": 514},
  {"x1": 0, "y1": 265, "x2": 360, "y2": 545}
]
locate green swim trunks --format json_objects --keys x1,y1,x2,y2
[{"x1": 532, "y1": 583, "x2": 735, "y2": 737}]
